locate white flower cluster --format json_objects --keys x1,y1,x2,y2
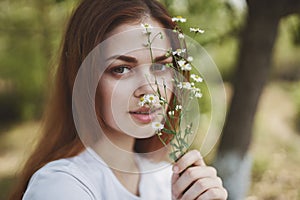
[
  {"x1": 140, "y1": 18, "x2": 205, "y2": 152},
  {"x1": 190, "y1": 27, "x2": 205, "y2": 34},
  {"x1": 168, "y1": 47, "x2": 203, "y2": 98},
  {"x1": 177, "y1": 77, "x2": 203, "y2": 98},
  {"x1": 138, "y1": 94, "x2": 158, "y2": 106},
  {"x1": 190, "y1": 74, "x2": 203, "y2": 82},
  {"x1": 171, "y1": 16, "x2": 187, "y2": 23}
]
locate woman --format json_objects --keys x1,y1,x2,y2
[{"x1": 10, "y1": 0, "x2": 227, "y2": 199}]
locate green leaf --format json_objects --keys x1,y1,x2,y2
[{"x1": 163, "y1": 128, "x2": 177, "y2": 135}]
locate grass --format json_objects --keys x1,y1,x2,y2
[
  {"x1": 248, "y1": 82, "x2": 300, "y2": 200},
  {"x1": 0, "y1": 81, "x2": 299, "y2": 199},
  {"x1": 0, "y1": 121, "x2": 40, "y2": 199}
]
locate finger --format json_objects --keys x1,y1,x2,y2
[
  {"x1": 173, "y1": 150, "x2": 205, "y2": 174},
  {"x1": 194, "y1": 153, "x2": 205, "y2": 166},
  {"x1": 181, "y1": 177, "x2": 223, "y2": 200},
  {"x1": 196, "y1": 187, "x2": 228, "y2": 200},
  {"x1": 171, "y1": 172, "x2": 180, "y2": 184},
  {"x1": 172, "y1": 172, "x2": 181, "y2": 199},
  {"x1": 172, "y1": 166, "x2": 217, "y2": 199}
]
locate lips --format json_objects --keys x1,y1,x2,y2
[{"x1": 129, "y1": 107, "x2": 161, "y2": 123}]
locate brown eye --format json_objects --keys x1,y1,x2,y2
[
  {"x1": 151, "y1": 63, "x2": 166, "y2": 72},
  {"x1": 111, "y1": 66, "x2": 130, "y2": 74}
]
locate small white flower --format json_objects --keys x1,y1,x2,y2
[
  {"x1": 138, "y1": 94, "x2": 159, "y2": 106},
  {"x1": 172, "y1": 16, "x2": 187, "y2": 23},
  {"x1": 187, "y1": 56, "x2": 193, "y2": 62},
  {"x1": 159, "y1": 100, "x2": 164, "y2": 105},
  {"x1": 192, "y1": 87, "x2": 200, "y2": 92},
  {"x1": 183, "y1": 82, "x2": 192, "y2": 89},
  {"x1": 141, "y1": 23, "x2": 153, "y2": 29},
  {"x1": 178, "y1": 82, "x2": 193, "y2": 89},
  {"x1": 175, "y1": 105, "x2": 182, "y2": 111},
  {"x1": 145, "y1": 94, "x2": 157, "y2": 104},
  {"x1": 178, "y1": 33, "x2": 184, "y2": 39},
  {"x1": 195, "y1": 92, "x2": 203, "y2": 98},
  {"x1": 177, "y1": 59, "x2": 191, "y2": 71},
  {"x1": 190, "y1": 87, "x2": 202, "y2": 98},
  {"x1": 190, "y1": 27, "x2": 205, "y2": 34},
  {"x1": 138, "y1": 96, "x2": 146, "y2": 106},
  {"x1": 190, "y1": 74, "x2": 203, "y2": 82},
  {"x1": 172, "y1": 49, "x2": 186, "y2": 56},
  {"x1": 177, "y1": 60, "x2": 186, "y2": 67},
  {"x1": 141, "y1": 23, "x2": 153, "y2": 34},
  {"x1": 181, "y1": 63, "x2": 192, "y2": 71},
  {"x1": 177, "y1": 82, "x2": 183, "y2": 89},
  {"x1": 159, "y1": 97, "x2": 166, "y2": 105},
  {"x1": 152, "y1": 122, "x2": 164, "y2": 131},
  {"x1": 168, "y1": 110, "x2": 175, "y2": 116}
]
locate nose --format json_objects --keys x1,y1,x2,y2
[
  {"x1": 133, "y1": 65, "x2": 159, "y2": 98},
  {"x1": 133, "y1": 82, "x2": 155, "y2": 98}
]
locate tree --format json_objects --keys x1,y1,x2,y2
[
  {"x1": 0, "y1": 0, "x2": 75, "y2": 123},
  {"x1": 214, "y1": 0, "x2": 300, "y2": 199}
]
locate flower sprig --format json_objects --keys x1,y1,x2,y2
[
  {"x1": 190, "y1": 27, "x2": 205, "y2": 34},
  {"x1": 141, "y1": 23, "x2": 163, "y2": 62},
  {"x1": 172, "y1": 16, "x2": 187, "y2": 23},
  {"x1": 140, "y1": 19, "x2": 204, "y2": 161}
]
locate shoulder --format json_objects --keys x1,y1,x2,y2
[{"x1": 23, "y1": 153, "x2": 99, "y2": 200}]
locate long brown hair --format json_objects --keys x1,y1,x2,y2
[{"x1": 9, "y1": 0, "x2": 177, "y2": 199}]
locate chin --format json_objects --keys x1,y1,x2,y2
[{"x1": 123, "y1": 128, "x2": 156, "y2": 139}]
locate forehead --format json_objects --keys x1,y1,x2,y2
[{"x1": 103, "y1": 20, "x2": 171, "y2": 58}]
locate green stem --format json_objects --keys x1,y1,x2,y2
[
  {"x1": 147, "y1": 33, "x2": 154, "y2": 63},
  {"x1": 158, "y1": 134, "x2": 168, "y2": 147}
]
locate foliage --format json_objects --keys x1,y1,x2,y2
[
  {"x1": 288, "y1": 14, "x2": 300, "y2": 46},
  {"x1": 0, "y1": 0, "x2": 79, "y2": 122},
  {"x1": 160, "y1": 0, "x2": 246, "y2": 45}
]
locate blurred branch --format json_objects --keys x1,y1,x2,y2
[
  {"x1": 200, "y1": 23, "x2": 242, "y2": 46},
  {"x1": 289, "y1": 14, "x2": 300, "y2": 46}
]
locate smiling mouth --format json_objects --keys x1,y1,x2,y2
[{"x1": 129, "y1": 107, "x2": 162, "y2": 123}]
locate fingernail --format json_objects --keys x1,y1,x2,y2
[{"x1": 173, "y1": 166, "x2": 179, "y2": 173}]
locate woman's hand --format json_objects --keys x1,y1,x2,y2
[{"x1": 171, "y1": 150, "x2": 228, "y2": 200}]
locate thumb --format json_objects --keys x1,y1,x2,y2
[{"x1": 194, "y1": 151, "x2": 206, "y2": 166}]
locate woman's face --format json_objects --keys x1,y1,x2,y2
[{"x1": 97, "y1": 18, "x2": 174, "y2": 138}]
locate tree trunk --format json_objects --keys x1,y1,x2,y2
[{"x1": 214, "y1": 1, "x2": 300, "y2": 199}]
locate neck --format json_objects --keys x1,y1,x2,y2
[
  {"x1": 92, "y1": 128, "x2": 139, "y2": 173},
  {"x1": 92, "y1": 130, "x2": 141, "y2": 196}
]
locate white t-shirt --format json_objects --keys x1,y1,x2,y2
[{"x1": 23, "y1": 148, "x2": 173, "y2": 200}]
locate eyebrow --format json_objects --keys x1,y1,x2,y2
[
  {"x1": 106, "y1": 54, "x2": 171, "y2": 63},
  {"x1": 154, "y1": 54, "x2": 170, "y2": 62},
  {"x1": 106, "y1": 55, "x2": 138, "y2": 63}
]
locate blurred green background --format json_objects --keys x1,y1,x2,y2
[{"x1": 0, "y1": 0, "x2": 300, "y2": 199}]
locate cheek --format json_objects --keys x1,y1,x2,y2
[
  {"x1": 96, "y1": 77, "x2": 115, "y2": 115},
  {"x1": 96, "y1": 80, "x2": 134, "y2": 117},
  {"x1": 110, "y1": 82, "x2": 135, "y2": 108},
  {"x1": 96, "y1": 86, "x2": 110, "y2": 117}
]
